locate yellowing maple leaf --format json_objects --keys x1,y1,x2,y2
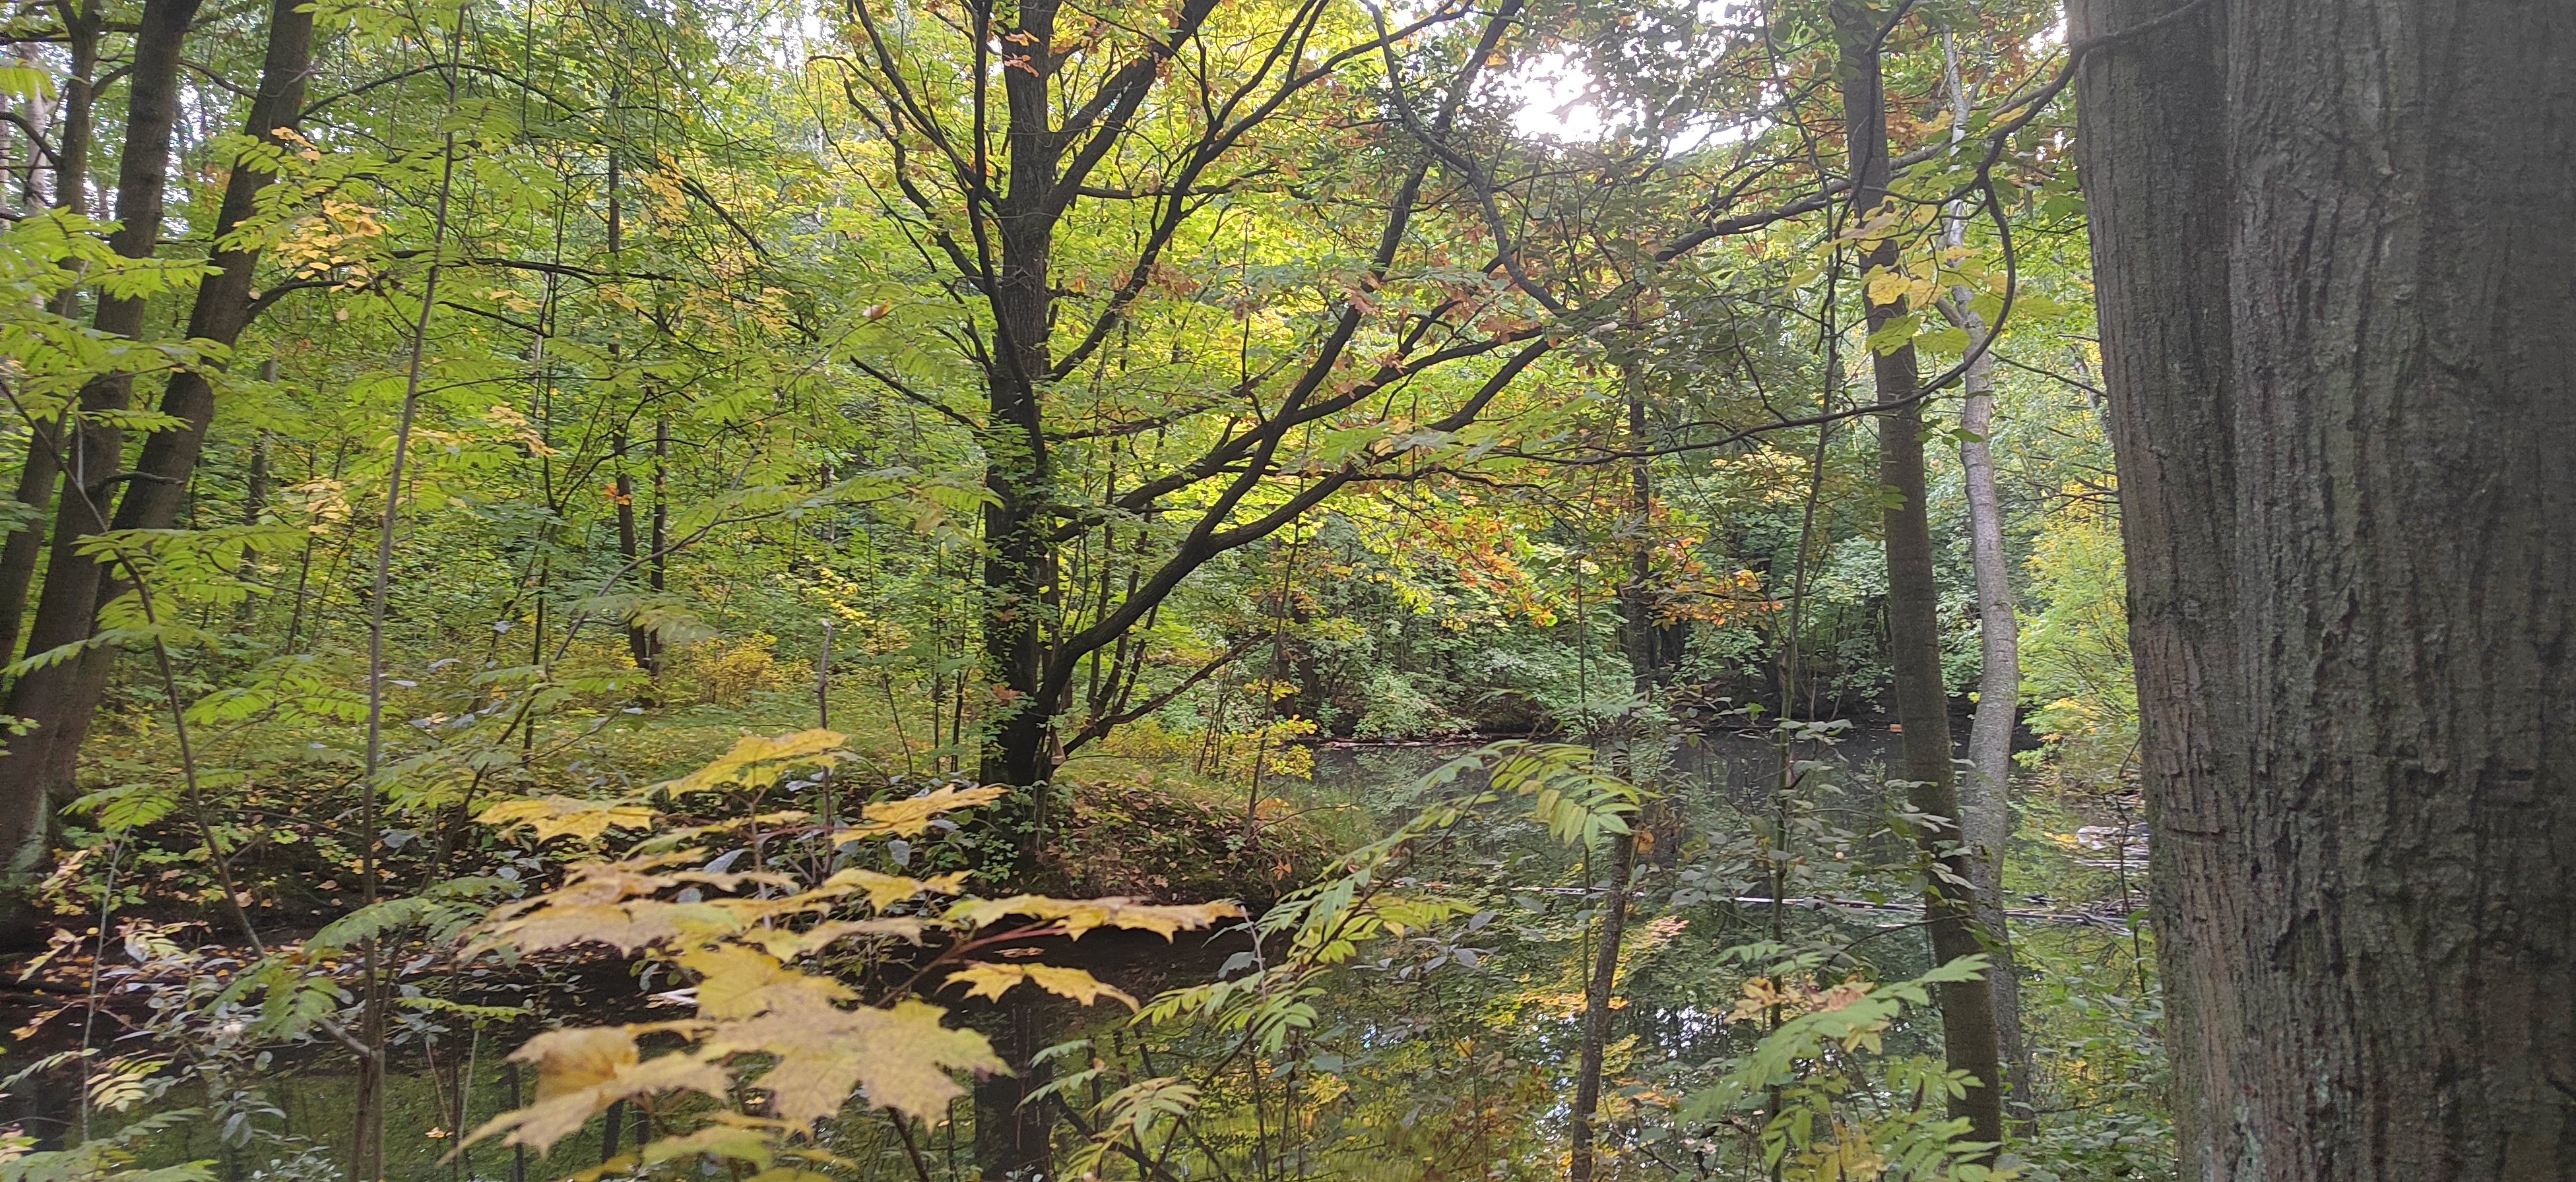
[
  {"x1": 944, "y1": 962, "x2": 1136, "y2": 1009},
  {"x1": 476, "y1": 797, "x2": 657, "y2": 842},
  {"x1": 732, "y1": 918, "x2": 926, "y2": 960},
  {"x1": 845, "y1": 784, "x2": 1009, "y2": 837},
  {"x1": 819, "y1": 867, "x2": 971, "y2": 910},
  {"x1": 680, "y1": 945, "x2": 856, "y2": 1019},
  {"x1": 945, "y1": 894, "x2": 1245, "y2": 939},
  {"x1": 467, "y1": 860, "x2": 806, "y2": 955},
  {"x1": 660, "y1": 730, "x2": 845, "y2": 795},
  {"x1": 467, "y1": 1028, "x2": 729, "y2": 1153},
  {"x1": 701, "y1": 997, "x2": 1003, "y2": 1126}
]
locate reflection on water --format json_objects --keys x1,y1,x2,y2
[
  {"x1": 4, "y1": 726, "x2": 1918, "y2": 1180},
  {"x1": 1306, "y1": 726, "x2": 1910, "y2": 817}
]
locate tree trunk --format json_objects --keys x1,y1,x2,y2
[
  {"x1": 1833, "y1": 0, "x2": 2004, "y2": 1152},
  {"x1": 0, "y1": 0, "x2": 202, "y2": 945},
  {"x1": 2074, "y1": 0, "x2": 2576, "y2": 1176},
  {"x1": 1571, "y1": 372, "x2": 1653, "y2": 1182},
  {"x1": 0, "y1": 16, "x2": 98, "y2": 669},
  {"x1": 975, "y1": 0, "x2": 1064, "y2": 858},
  {"x1": 1948, "y1": 315, "x2": 2032, "y2": 1119},
  {"x1": 1568, "y1": 830, "x2": 1635, "y2": 1182},
  {"x1": 1936, "y1": 44, "x2": 2030, "y2": 1117}
]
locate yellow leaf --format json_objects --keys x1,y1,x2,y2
[
  {"x1": 680, "y1": 945, "x2": 855, "y2": 1019},
  {"x1": 945, "y1": 894, "x2": 1245, "y2": 939},
  {"x1": 819, "y1": 868, "x2": 970, "y2": 911},
  {"x1": 703, "y1": 997, "x2": 1003, "y2": 1126},
  {"x1": 732, "y1": 918, "x2": 926, "y2": 959},
  {"x1": 944, "y1": 962, "x2": 1028, "y2": 1003},
  {"x1": 661, "y1": 730, "x2": 845, "y2": 795},
  {"x1": 946, "y1": 962, "x2": 1135, "y2": 1009},
  {"x1": 468, "y1": 1028, "x2": 730, "y2": 1154},
  {"x1": 848, "y1": 784, "x2": 1008, "y2": 838},
  {"x1": 467, "y1": 860, "x2": 800, "y2": 954},
  {"x1": 1863, "y1": 267, "x2": 1910, "y2": 305},
  {"x1": 637, "y1": 1126, "x2": 774, "y2": 1170},
  {"x1": 476, "y1": 797, "x2": 657, "y2": 842}
]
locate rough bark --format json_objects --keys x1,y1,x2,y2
[
  {"x1": 0, "y1": 0, "x2": 202, "y2": 945},
  {"x1": 2074, "y1": 0, "x2": 2576, "y2": 1177},
  {"x1": 1832, "y1": 0, "x2": 2004, "y2": 1151}
]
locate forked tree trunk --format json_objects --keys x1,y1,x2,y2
[
  {"x1": 1832, "y1": 0, "x2": 2005, "y2": 1152},
  {"x1": 2074, "y1": 0, "x2": 2576, "y2": 1176}
]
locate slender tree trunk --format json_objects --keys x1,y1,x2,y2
[
  {"x1": 2076, "y1": 0, "x2": 2576, "y2": 1177},
  {"x1": 0, "y1": 0, "x2": 202, "y2": 945},
  {"x1": 0, "y1": 17, "x2": 98, "y2": 669},
  {"x1": 236, "y1": 363, "x2": 274, "y2": 623},
  {"x1": 1948, "y1": 315, "x2": 2032, "y2": 1117},
  {"x1": 1568, "y1": 830, "x2": 1634, "y2": 1182},
  {"x1": 1936, "y1": 42, "x2": 2031, "y2": 1121},
  {"x1": 1832, "y1": 0, "x2": 2004, "y2": 1152},
  {"x1": 1572, "y1": 372, "x2": 1654, "y2": 1182}
]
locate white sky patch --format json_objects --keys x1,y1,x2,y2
[{"x1": 1503, "y1": 51, "x2": 1608, "y2": 143}]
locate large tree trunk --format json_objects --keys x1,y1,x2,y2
[
  {"x1": 1832, "y1": 0, "x2": 2005, "y2": 1152},
  {"x1": 2074, "y1": 0, "x2": 2576, "y2": 1177},
  {"x1": 0, "y1": 0, "x2": 203, "y2": 945},
  {"x1": 975, "y1": 0, "x2": 1064, "y2": 853}
]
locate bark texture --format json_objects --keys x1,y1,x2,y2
[
  {"x1": 2074, "y1": 0, "x2": 2576, "y2": 1177},
  {"x1": 1833, "y1": 0, "x2": 2005, "y2": 1151}
]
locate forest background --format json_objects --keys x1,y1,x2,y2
[{"x1": 0, "y1": 0, "x2": 2176, "y2": 1180}]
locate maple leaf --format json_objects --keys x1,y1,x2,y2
[
  {"x1": 635, "y1": 1121, "x2": 780, "y2": 1171},
  {"x1": 476, "y1": 796, "x2": 656, "y2": 842},
  {"x1": 702, "y1": 997, "x2": 1003, "y2": 1126},
  {"x1": 945, "y1": 894, "x2": 1245, "y2": 939},
  {"x1": 467, "y1": 860, "x2": 802, "y2": 954},
  {"x1": 732, "y1": 918, "x2": 926, "y2": 960},
  {"x1": 842, "y1": 784, "x2": 1008, "y2": 838},
  {"x1": 467, "y1": 1027, "x2": 728, "y2": 1153},
  {"x1": 680, "y1": 945, "x2": 855, "y2": 1019},
  {"x1": 818, "y1": 867, "x2": 971, "y2": 910},
  {"x1": 945, "y1": 962, "x2": 1137, "y2": 1010},
  {"x1": 659, "y1": 730, "x2": 845, "y2": 795}
]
